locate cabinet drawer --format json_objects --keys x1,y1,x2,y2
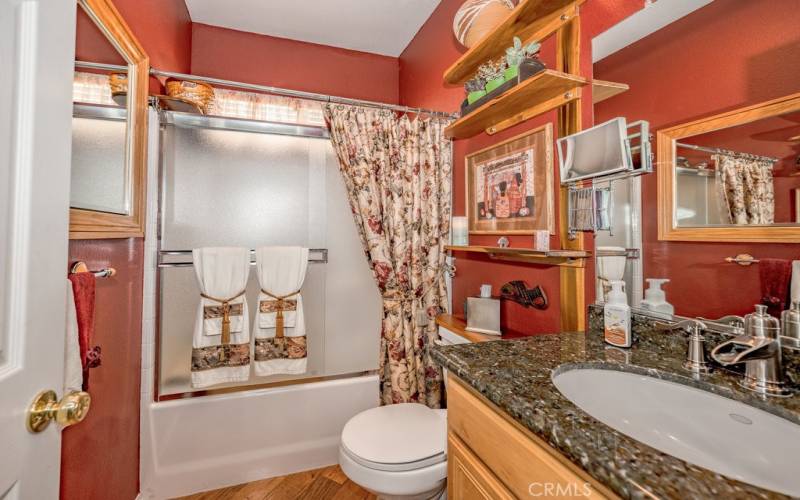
[
  {"x1": 449, "y1": 432, "x2": 514, "y2": 500},
  {"x1": 447, "y1": 375, "x2": 613, "y2": 499}
]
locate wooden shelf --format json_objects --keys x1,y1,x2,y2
[
  {"x1": 444, "y1": 0, "x2": 587, "y2": 85},
  {"x1": 445, "y1": 70, "x2": 587, "y2": 139},
  {"x1": 592, "y1": 79, "x2": 629, "y2": 104},
  {"x1": 445, "y1": 245, "x2": 589, "y2": 267},
  {"x1": 436, "y1": 314, "x2": 499, "y2": 343}
]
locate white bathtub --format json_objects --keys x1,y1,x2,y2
[{"x1": 139, "y1": 374, "x2": 378, "y2": 499}]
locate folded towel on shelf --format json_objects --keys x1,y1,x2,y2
[
  {"x1": 254, "y1": 246, "x2": 309, "y2": 377},
  {"x1": 791, "y1": 260, "x2": 800, "y2": 305},
  {"x1": 191, "y1": 247, "x2": 251, "y2": 388},
  {"x1": 67, "y1": 271, "x2": 101, "y2": 390},
  {"x1": 64, "y1": 279, "x2": 83, "y2": 393},
  {"x1": 759, "y1": 258, "x2": 792, "y2": 317}
]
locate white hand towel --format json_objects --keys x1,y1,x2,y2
[
  {"x1": 191, "y1": 247, "x2": 251, "y2": 388},
  {"x1": 254, "y1": 246, "x2": 309, "y2": 376},
  {"x1": 791, "y1": 260, "x2": 800, "y2": 304},
  {"x1": 64, "y1": 279, "x2": 83, "y2": 394}
]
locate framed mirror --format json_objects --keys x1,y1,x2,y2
[
  {"x1": 70, "y1": 0, "x2": 148, "y2": 239},
  {"x1": 658, "y1": 92, "x2": 800, "y2": 243}
]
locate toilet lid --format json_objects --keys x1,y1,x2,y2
[{"x1": 341, "y1": 404, "x2": 447, "y2": 472}]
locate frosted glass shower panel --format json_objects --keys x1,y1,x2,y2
[
  {"x1": 161, "y1": 126, "x2": 327, "y2": 249},
  {"x1": 70, "y1": 116, "x2": 129, "y2": 214},
  {"x1": 157, "y1": 122, "x2": 381, "y2": 397},
  {"x1": 158, "y1": 265, "x2": 327, "y2": 395}
]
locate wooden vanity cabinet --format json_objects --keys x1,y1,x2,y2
[{"x1": 446, "y1": 374, "x2": 617, "y2": 499}]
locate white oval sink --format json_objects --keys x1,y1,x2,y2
[{"x1": 552, "y1": 368, "x2": 800, "y2": 496}]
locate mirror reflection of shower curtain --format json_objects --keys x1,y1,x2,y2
[{"x1": 715, "y1": 154, "x2": 775, "y2": 224}]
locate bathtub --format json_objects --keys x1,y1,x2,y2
[{"x1": 139, "y1": 374, "x2": 378, "y2": 499}]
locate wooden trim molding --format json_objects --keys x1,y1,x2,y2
[
  {"x1": 70, "y1": 0, "x2": 149, "y2": 239},
  {"x1": 657, "y1": 92, "x2": 800, "y2": 243},
  {"x1": 556, "y1": 13, "x2": 585, "y2": 332}
]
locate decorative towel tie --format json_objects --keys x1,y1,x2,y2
[
  {"x1": 200, "y1": 289, "x2": 246, "y2": 346},
  {"x1": 261, "y1": 289, "x2": 301, "y2": 339}
]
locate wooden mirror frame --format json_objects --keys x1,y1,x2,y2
[
  {"x1": 70, "y1": 0, "x2": 148, "y2": 239},
  {"x1": 657, "y1": 92, "x2": 800, "y2": 243}
]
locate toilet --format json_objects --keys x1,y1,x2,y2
[
  {"x1": 339, "y1": 403, "x2": 448, "y2": 500},
  {"x1": 339, "y1": 328, "x2": 468, "y2": 499}
]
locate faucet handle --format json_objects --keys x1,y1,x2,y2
[
  {"x1": 657, "y1": 319, "x2": 711, "y2": 374},
  {"x1": 656, "y1": 319, "x2": 707, "y2": 336}
]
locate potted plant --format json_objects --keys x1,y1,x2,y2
[
  {"x1": 479, "y1": 59, "x2": 508, "y2": 94},
  {"x1": 504, "y1": 37, "x2": 543, "y2": 81},
  {"x1": 465, "y1": 76, "x2": 487, "y2": 105}
]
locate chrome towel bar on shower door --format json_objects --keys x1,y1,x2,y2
[{"x1": 157, "y1": 248, "x2": 329, "y2": 268}]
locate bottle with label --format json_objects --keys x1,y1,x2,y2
[{"x1": 604, "y1": 280, "x2": 632, "y2": 347}]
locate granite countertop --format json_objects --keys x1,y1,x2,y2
[{"x1": 432, "y1": 320, "x2": 800, "y2": 499}]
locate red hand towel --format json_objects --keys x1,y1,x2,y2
[
  {"x1": 759, "y1": 258, "x2": 792, "y2": 318},
  {"x1": 67, "y1": 272, "x2": 101, "y2": 390}
]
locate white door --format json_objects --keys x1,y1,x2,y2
[{"x1": 0, "y1": 0, "x2": 76, "y2": 498}]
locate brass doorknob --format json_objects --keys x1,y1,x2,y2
[{"x1": 26, "y1": 390, "x2": 91, "y2": 433}]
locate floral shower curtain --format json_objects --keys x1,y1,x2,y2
[
  {"x1": 715, "y1": 154, "x2": 775, "y2": 225},
  {"x1": 324, "y1": 104, "x2": 452, "y2": 408}
]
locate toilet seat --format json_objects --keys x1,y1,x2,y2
[
  {"x1": 340, "y1": 403, "x2": 447, "y2": 472},
  {"x1": 341, "y1": 442, "x2": 445, "y2": 472}
]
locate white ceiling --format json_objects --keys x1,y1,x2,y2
[
  {"x1": 185, "y1": 0, "x2": 442, "y2": 57},
  {"x1": 592, "y1": 0, "x2": 712, "y2": 62}
]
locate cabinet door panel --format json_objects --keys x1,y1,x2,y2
[
  {"x1": 449, "y1": 433, "x2": 514, "y2": 500},
  {"x1": 448, "y1": 375, "x2": 614, "y2": 499}
]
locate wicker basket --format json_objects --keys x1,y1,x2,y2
[
  {"x1": 165, "y1": 78, "x2": 215, "y2": 114},
  {"x1": 453, "y1": 0, "x2": 514, "y2": 48},
  {"x1": 108, "y1": 72, "x2": 128, "y2": 94}
]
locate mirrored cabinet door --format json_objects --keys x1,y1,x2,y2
[
  {"x1": 71, "y1": 104, "x2": 129, "y2": 215},
  {"x1": 70, "y1": 0, "x2": 148, "y2": 239}
]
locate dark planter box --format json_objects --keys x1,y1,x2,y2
[{"x1": 460, "y1": 58, "x2": 546, "y2": 117}]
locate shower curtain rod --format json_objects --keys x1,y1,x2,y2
[
  {"x1": 676, "y1": 142, "x2": 778, "y2": 163},
  {"x1": 74, "y1": 61, "x2": 457, "y2": 119}
]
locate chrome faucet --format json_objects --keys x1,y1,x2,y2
[
  {"x1": 657, "y1": 319, "x2": 712, "y2": 374},
  {"x1": 710, "y1": 305, "x2": 791, "y2": 397}
]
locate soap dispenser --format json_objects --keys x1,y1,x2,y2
[
  {"x1": 604, "y1": 280, "x2": 632, "y2": 347},
  {"x1": 640, "y1": 279, "x2": 674, "y2": 317}
]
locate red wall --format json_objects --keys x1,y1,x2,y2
[
  {"x1": 65, "y1": 2, "x2": 191, "y2": 499},
  {"x1": 191, "y1": 23, "x2": 400, "y2": 104},
  {"x1": 399, "y1": 0, "x2": 643, "y2": 334},
  {"x1": 62, "y1": 240, "x2": 144, "y2": 500},
  {"x1": 114, "y1": 0, "x2": 193, "y2": 73},
  {"x1": 595, "y1": 0, "x2": 800, "y2": 319},
  {"x1": 75, "y1": 7, "x2": 126, "y2": 66}
]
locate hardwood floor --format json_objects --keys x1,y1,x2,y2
[{"x1": 175, "y1": 465, "x2": 376, "y2": 500}]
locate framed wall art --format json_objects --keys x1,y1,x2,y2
[{"x1": 466, "y1": 123, "x2": 554, "y2": 234}]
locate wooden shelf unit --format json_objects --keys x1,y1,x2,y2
[
  {"x1": 445, "y1": 245, "x2": 589, "y2": 267},
  {"x1": 444, "y1": 0, "x2": 587, "y2": 85},
  {"x1": 592, "y1": 79, "x2": 629, "y2": 104},
  {"x1": 444, "y1": 69, "x2": 587, "y2": 139},
  {"x1": 442, "y1": 0, "x2": 587, "y2": 330}
]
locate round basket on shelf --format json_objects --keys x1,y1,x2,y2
[
  {"x1": 453, "y1": 0, "x2": 515, "y2": 49},
  {"x1": 108, "y1": 72, "x2": 128, "y2": 93},
  {"x1": 108, "y1": 72, "x2": 128, "y2": 106},
  {"x1": 165, "y1": 78, "x2": 215, "y2": 114}
]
